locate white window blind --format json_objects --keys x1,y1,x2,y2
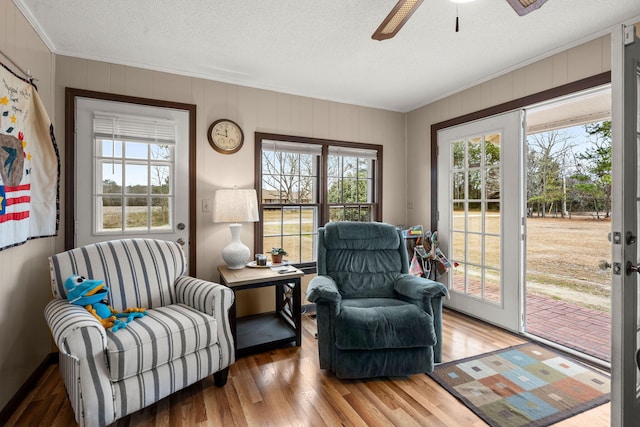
[
  {"x1": 94, "y1": 113, "x2": 177, "y2": 144},
  {"x1": 262, "y1": 139, "x2": 322, "y2": 155},
  {"x1": 328, "y1": 146, "x2": 377, "y2": 160}
]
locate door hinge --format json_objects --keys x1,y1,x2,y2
[
  {"x1": 624, "y1": 25, "x2": 635, "y2": 46},
  {"x1": 436, "y1": 211, "x2": 440, "y2": 222},
  {"x1": 436, "y1": 145, "x2": 439, "y2": 157}
]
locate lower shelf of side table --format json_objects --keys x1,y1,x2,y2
[{"x1": 236, "y1": 312, "x2": 297, "y2": 357}]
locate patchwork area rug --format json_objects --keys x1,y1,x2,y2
[{"x1": 427, "y1": 342, "x2": 610, "y2": 427}]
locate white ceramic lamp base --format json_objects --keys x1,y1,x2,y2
[{"x1": 222, "y1": 223, "x2": 250, "y2": 269}]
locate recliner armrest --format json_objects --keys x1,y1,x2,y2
[
  {"x1": 306, "y1": 275, "x2": 342, "y2": 314},
  {"x1": 394, "y1": 274, "x2": 447, "y2": 363},
  {"x1": 394, "y1": 274, "x2": 449, "y2": 301}
]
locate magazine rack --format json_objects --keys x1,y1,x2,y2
[{"x1": 403, "y1": 225, "x2": 452, "y2": 280}]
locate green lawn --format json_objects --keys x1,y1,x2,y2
[{"x1": 452, "y1": 212, "x2": 611, "y2": 312}]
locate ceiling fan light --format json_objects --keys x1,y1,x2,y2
[
  {"x1": 506, "y1": 0, "x2": 549, "y2": 15},
  {"x1": 372, "y1": 0, "x2": 424, "y2": 41}
]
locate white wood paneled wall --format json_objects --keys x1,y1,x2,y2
[{"x1": 54, "y1": 55, "x2": 407, "y2": 314}]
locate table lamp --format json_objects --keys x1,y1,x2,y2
[{"x1": 213, "y1": 188, "x2": 259, "y2": 269}]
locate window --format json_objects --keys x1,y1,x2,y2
[
  {"x1": 255, "y1": 133, "x2": 382, "y2": 268},
  {"x1": 93, "y1": 113, "x2": 176, "y2": 234},
  {"x1": 327, "y1": 146, "x2": 378, "y2": 222}
]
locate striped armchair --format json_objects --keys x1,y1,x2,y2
[{"x1": 44, "y1": 239, "x2": 235, "y2": 427}]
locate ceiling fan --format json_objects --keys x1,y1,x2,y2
[
  {"x1": 371, "y1": 0, "x2": 424, "y2": 41},
  {"x1": 506, "y1": 0, "x2": 549, "y2": 16},
  {"x1": 371, "y1": 0, "x2": 549, "y2": 41}
]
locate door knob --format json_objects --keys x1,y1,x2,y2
[
  {"x1": 627, "y1": 261, "x2": 640, "y2": 275},
  {"x1": 176, "y1": 238, "x2": 185, "y2": 246},
  {"x1": 600, "y1": 260, "x2": 621, "y2": 275}
]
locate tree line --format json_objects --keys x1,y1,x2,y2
[
  {"x1": 527, "y1": 121, "x2": 611, "y2": 219},
  {"x1": 261, "y1": 151, "x2": 373, "y2": 222}
]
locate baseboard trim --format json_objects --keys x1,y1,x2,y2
[{"x1": 0, "y1": 352, "x2": 58, "y2": 425}]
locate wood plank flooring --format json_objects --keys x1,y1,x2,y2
[{"x1": 5, "y1": 309, "x2": 610, "y2": 426}]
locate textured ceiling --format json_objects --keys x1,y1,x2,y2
[{"x1": 14, "y1": 0, "x2": 640, "y2": 112}]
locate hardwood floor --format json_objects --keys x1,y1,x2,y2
[{"x1": 6, "y1": 309, "x2": 610, "y2": 426}]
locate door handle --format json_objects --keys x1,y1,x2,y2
[
  {"x1": 626, "y1": 261, "x2": 640, "y2": 275},
  {"x1": 176, "y1": 238, "x2": 185, "y2": 246},
  {"x1": 599, "y1": 260, "x2": 621, "y2": 275}
]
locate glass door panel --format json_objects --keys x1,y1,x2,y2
[{"x1": 450, "y1": 134, "x2": 502, "y2": 304}]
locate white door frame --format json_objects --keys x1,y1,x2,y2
[
  {"x1": 65, "y1": 88, "x2": 197, "y2": 274},
  {"x1": 610, "y1": 21, "x2": 640, "y2": 426}
]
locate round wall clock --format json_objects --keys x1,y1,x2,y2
[{"x1": 208, "y1": 119, "x2": 244, "y2": 154}]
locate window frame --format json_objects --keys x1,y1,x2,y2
[
  {"x1": 92, "y1": 113, "x2": 177, "y2": 235},
  {"x1": 254, "y1": 132, "x2": 383, "y2": 272}
]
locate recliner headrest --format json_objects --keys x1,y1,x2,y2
[{"x1": 323, "y1": 222, "x2": 400, "y2": 250}]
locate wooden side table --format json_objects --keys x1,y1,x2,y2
[{"x1": 218, "y1": 265, "x2": 304, "y2": 358}]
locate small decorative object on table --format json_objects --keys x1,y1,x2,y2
[
  {"x1": 270, "y1": 247, "x2": 287, "y2": 264},
  {"x1": 255, "y1": 254, "x2": 267, "y2": 266}
]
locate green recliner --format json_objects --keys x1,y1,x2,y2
[{"x1": 306, "y1": 222, "x2": 448, "y2": 379}]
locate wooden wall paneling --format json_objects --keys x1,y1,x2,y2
[
  {"x1": 524, "y1": 56, "x2": 555, "y2": 96},
  {"x1": 257, "y1": 89, "x2": 277, "y2": 132},
  {"x1": 108, "y1": 63, "x2": 126, "y2": 94},
  {"x1": 86, "y1": 60, "x2": 111, "y2": 93},
  {"x1": 164, "y1": 73, "x2": 192, "y2": 103},
  {"x1": 151, "y1": 70, "x2": 168, "y2": 100},
  {"x1": 311, "y1": 99, "x2": 330, "y2": 139},
  {"x1": 276, "y1": 92, "x2": 292, "y2": 133},
  {"x1": 567, "y1": 37, "x2": 606, "y2": 82}
]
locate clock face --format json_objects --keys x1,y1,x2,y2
[{"x1": 208, "y1": 119, "x2": 244, "y2": 154}]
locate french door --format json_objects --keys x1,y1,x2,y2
[
  {"x1": 437, "y1": 110, "x2": 524, "y2": 332},
  {"x1": 611, "y1": 22, "x2": 640, "y2": 425}
]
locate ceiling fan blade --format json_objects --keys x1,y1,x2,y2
[
  {"x1": 506, "y1": 0, "x2": 549, "y2": 16},
  {"x1": 372, "y1": 0, "x2": 424, "y2": 41}
]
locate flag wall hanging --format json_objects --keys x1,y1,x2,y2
[{"x1": 0, "y1": 63, "x2": 59, "y2": 250}]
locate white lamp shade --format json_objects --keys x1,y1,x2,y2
[{"x1": 212, "y1": 188, "x2": 259, "y2": 223}]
